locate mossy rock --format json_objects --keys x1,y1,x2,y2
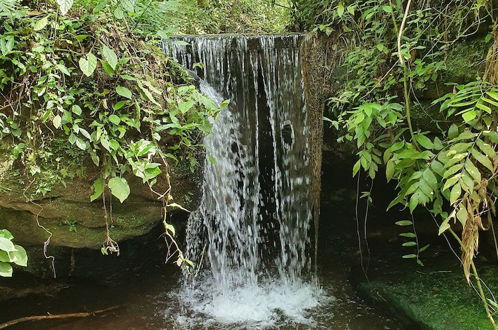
[{"x1": 358, "y1": 265, "x2": 497, "y2": 330}]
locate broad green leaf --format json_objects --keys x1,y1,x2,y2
[
  {"x1": 456, "y1": 206, "x2": 468, "y2": 226},
  {"x1": 0, "y1": 262, "x2": 12, "y2": 277},
  {"x1": 108, "y1": 177, "x2": 130, "y2": 203},
  {"x1": 476, "y1": 102, "x2": 492, "y2": 114},
  {"x1": 448, "y1": 124, "x2": 459, "y2": 139},
  {"x1": 443, "y1": 174, "x2": 460, "y2": 191},
  {"x1": 102, "y1": 45, "x2": 118, "y2": 70},
  {"x1": 450, "y1": 183, "x2": 461, "y2": 204},
  {"x1": 471, "y1": 148, "x2": 494, "y2": 172},
  {"x1": 484, "y1": 131, "x2": 498, "y2": 143},
  {"x1": 0, "y1": 251, "x2": 10, "y2": 262},
  {"x1": 443, "y1": 164, "x2": 464, "y2": 179},
  {"x1": 79, "y1": 53, "x2": 97, "y2": 77},
  {"x1": 56, "y1": 0, "x2": 73, "y2": 15},
  {"x1": 415, "y1": 134, "x2": 433, "y2": 149},
  {"x1": 438, "y1": 217, "x2": 451, "y2": 235},
  {"x1": 337, "y1": 2, "x2": 344, "y2": 17},
  {"x1": 9, "y1": 245, "x2": 27, "y2": 267},
  {"x1": 487, "y1": 91, "x2": 498, "y2": 101},
  {"x1": 465, "y1": 159, "x2": 481, "y2": 182},
  {"x1": 109, "y1": 114, "x2": 121, "y2": 125},
  {"x1": 179, "y1": 101, "x2": 195, "y2": 114},
  {"x1": 116, "y1": 86, "x2": 132, "y2": 99},
  {"x1": 90, "y1": 178, "x2": 104, "y2": 201},
  {"x1": 0, "y1": 238, "x2": 15, "y2": 252},
  {"x1": 462, "y1": 110, "x2": 477, "y2": 123},
  {"x1": 422, "y1": 169, "x2": 438, "y2": 190},
  {"x1": 477, "y1": 139, "x2": 496, "y2": 158},
  {"x1": 0, "y1": 230, "x2": 13, "y2": 240},
  {"x1": 33, "y1": 16, "x2": 49, "y2": 31},
  {"x1": 53, "y1": 114, "x2": 61, "y2": 129},
  {"x1": 71, "y1": 105, "x2": 82, "y2": 116},
  {"x1": 352, "y1": 160, "x2": 361, "y2": 176}
]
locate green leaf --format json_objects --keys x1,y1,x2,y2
[
  {"x1": 456, "y1": 206, "x2": 468, "y2": 226},
  {"x1": 477, "y1": 139, "x2": 496, "y2": 158},
  {"x1": 476, "y1": 102, "x2": 492, "y2": 114},
  {"x1": 484, "y1": 131, "x2": 498, "y2": 143},
  {"x1": 471, "y1": 148, "x2": 494, "y2": 172},
  {"x1": 108, "y1": 177, "x2": 130, "y2": 203},
  {"x1": 116, "y1": 86, "x2": 132, "y2": 99},
  {"x1": 101, "y1": 45, "x2": 118, "y2": 70},
  {"x1": 382, "y1": 5, "x2": 393, "y2": 13},
  {"x1": 71, "y1": 105, "x2": 82, "y2": 116},
  {"x1": 0, "y1": 230, "x2": 13, "y2": 240},
  {"x1": 443, "y1": 174, "x2": 461, "y2": 191},
  {"x1": 402, "y1": 241, "x2": 417, "y2": 247},
  {"x1": 422, "y1": 169, "x2": 438, "y2": 190},
  {"x1": 402, "y1": 254, "x2": 417, "y2": 259},
  {"x1": 353, "y1": 160, "x2": 361, "y2": 176},
  {"x1": 443, "y1": 164, "x2": 464, "y2": 179},
  {"x1": 395, "y1": 220, "x2": 413, "y2": 226},
  {"x1": 386, "y1": 159, "x2": 395, "y2": 182},
  {"x1": 438, "y1": 217, "x2": 451, "y2": 235},
  {"x1": 109, "y1": 114, "x2": 121, "y2": 125},
  {"x1": 465, "y1": 159, "x2": 481, "y2": 182},
  {"x1": 462, "y1": 110, "x2": 477, "y2": 123},
  {"x1": 33, "y1": 16, "x2": 49, "y2": 31},
  {"x1": 179, "y1": 101, "x2": 195, "y2": 114},
  {"x1": 0, "y1": 237, "x2": 16, "y2": 252},
  {"x1": 487, "y1": 91, "x2": 498, "y2": 101},
  {"x1": 79, "y1": 53, "x2": 97, "y2": 77},
  {"x1": 165, "y1": 222, "x2": 176, "y2": 236},
  {"x1": 90, "y1": 178, "x2": 104, "y2": 202},
  {"x1": 337, "y1": 2, "x2": 344, "y2": 17},
  {"x1": 419, "y1": 244, "x2": 430, "y2": 253},
  {"x1": 56, "y1": 0, "x2": 73, "y2": 15},
  {"x1": 415, "y1": 134, "x2": 434, "y2": 149},
  {"x1": 53, "y1": 115, "x2": 62, "y2": 129},
  {"x1": 0, "y1": 262, "x2": 13, "y2": 277},
  {"x1": 399, "y1": 233, "x2": 416, "y2": 238},
  {"x1": 9, "y1": 245, "x2": 27, "y2": 267},
  {"x1": 448, "y1": 124, "x2": 459, "y2": 139},
  {"x1": 450, "y1": 183, "x2": 461, "y2": 204},
  {"x1": 0, "y1": 251, "x2": 10, "y2": 263}
]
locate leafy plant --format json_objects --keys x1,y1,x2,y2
[{"x1": 0, "y1": 229, "x2": 27, "y2": 277}]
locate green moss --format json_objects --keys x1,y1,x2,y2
[
  {"x1": 444, "y1": 37, "x2": 489, "y2": 84},
  {"x1": 358, "y1": 265, "x2": 498, "y2": 330}
]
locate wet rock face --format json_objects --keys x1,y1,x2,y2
[
  {"x1": 0, "y1": 164, "x2": 201, "y2": 249},
  {"x1": 0, "y1": 159, "x2": 201, "y2": 278}
]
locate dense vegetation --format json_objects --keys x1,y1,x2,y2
[
  {"x1": 0, "y1": 0, "x2": 289, "y2": 277},
  {"x1": 291, "y1": 0, "x2": 498, "y2": 326}
]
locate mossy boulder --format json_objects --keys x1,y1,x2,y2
[
  {"x1": 358, "y1": 264, "x2": 497, "y2": 329},
  {"x1": 0, "y1": 161, "x2": 201, "y2": 249}
]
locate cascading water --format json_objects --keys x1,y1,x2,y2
[{"x1": 163, "y1": 35, "x2": 323, "y2": 327}]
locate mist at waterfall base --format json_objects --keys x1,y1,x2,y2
[{"x1": 164, "y1": 35, "x2": 326, "y2": 327}]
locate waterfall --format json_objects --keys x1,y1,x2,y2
[{"x1": 163, "y1": 35, "x2": 321, "y2": 327}]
